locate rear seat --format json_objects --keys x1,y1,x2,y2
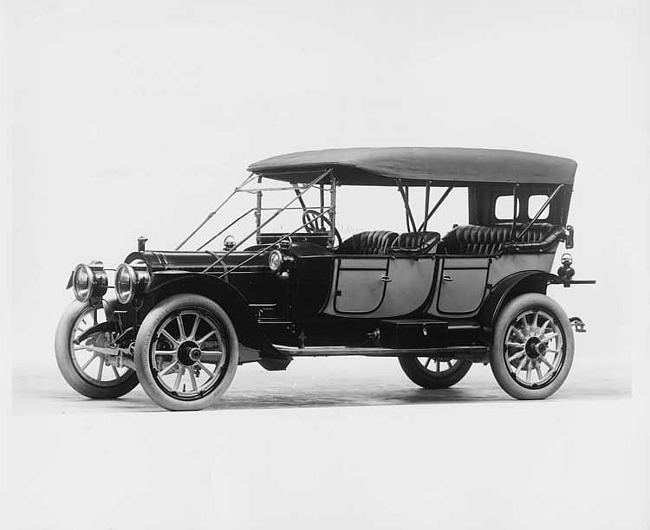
[
  {"x1": 439, "y1": 223, "x2": 566, "y2": 255},
  {"x1": 337, "y1": 230, "x2": 398, "y2": 255}
]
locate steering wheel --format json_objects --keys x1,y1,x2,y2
[{"x1": 302, "y1": 209, "x2": 342, "y2": 247}]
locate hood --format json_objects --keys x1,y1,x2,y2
[{"x1": 125, "y1": 248, "x2": 271, "y2": 274}]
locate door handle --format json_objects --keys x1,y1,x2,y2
[
  {"x1": 443, "y1": 275, "x2": 454, "y2": 282},
  {"x1": 380, "y1": 275, "x2": 392, "y2": 283}
]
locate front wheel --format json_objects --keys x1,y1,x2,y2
[
  {"x1": 55, "y1": 299, "x2": 139, "y2": 399},
  {"x1": 134, "y1": 294, "x2": 239, "y2": 411},
  {"x1": 490, "y1": 293, "x2": 574, "y2": 400}
]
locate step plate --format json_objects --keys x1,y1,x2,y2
[{"x1": 380, "y1": 319, "x2": 448, "y2": 349}]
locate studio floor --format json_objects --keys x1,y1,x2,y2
[{"x1": 7, "y1": 352, "x2": 646, "y2": 530}]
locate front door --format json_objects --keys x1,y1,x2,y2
[
  {"x1": 332, "y1": 258, "x2": 390, "y2": 314},
  {"x1": 322, "y1": 256, "x2": 437, "y2": 317}
]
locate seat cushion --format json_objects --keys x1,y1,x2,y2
[
  {"x1": 337, "y1": 230, "x2": 398, "y2": 255},
  {"x1": 509, "y1": 223, "x2": 566, "y2": 252},
  {"x1": 390, "y1": 231, "x2": 441, "y2": 254},
  {"x1": 440, "y1": 223, "x2": 565, "y2": 255}
]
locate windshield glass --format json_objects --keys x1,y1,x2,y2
[{"x1": 336, "y1": 186, "x2": 468, "y2": 240}]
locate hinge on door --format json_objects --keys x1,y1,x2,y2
[{"x1": 335, "y1": 290, "x2": 342, "y2": 296}]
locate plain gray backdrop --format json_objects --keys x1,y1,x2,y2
[{"x1": 3, "y1": 1, "x2": 649, "y2": 529}]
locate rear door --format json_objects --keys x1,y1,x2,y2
[{"x1": 428, "y1": 257, "x2": 490, "y2": 316}]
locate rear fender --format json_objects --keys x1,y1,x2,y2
[
  {"x1": 145, "y1": 272, "x2": 291, "y2": 369},
  {"x1": 479, "y1": 271, "x2": 560, "y2": 328}
]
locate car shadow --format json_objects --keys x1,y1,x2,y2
[
  {"x1": 12, "y1": 364, "x2": 631, "y2": 415},
  {"x1": 39, "y1": 382, "x2": 629, "y2": 414},
  {"x1": 211, "y1": 383, "x2": 630, "y2": 411}
]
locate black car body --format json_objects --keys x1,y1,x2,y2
[{"x1": 56, "y1": 147, "x2": 594, "y2": 410}]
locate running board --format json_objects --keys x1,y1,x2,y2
[{"x1": 272, "y1": 344, "x2": 489, "y2": 361}]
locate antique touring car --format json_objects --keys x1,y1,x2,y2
[{"x1": 56, "y1": 147, "x2": 594, "y2": 410}]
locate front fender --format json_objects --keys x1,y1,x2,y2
[
  {"x1": 145, "y1": 272, "x2": 291, "y2": 369},
  {"x1": 77, "y1": 321, "x2": 116, "y2": 343},
  {"x1": 479, "y1": 271, "x2": 561, "y2": 328}
]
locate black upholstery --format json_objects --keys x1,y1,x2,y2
[
  {"x1": 337, "y1": 230, "x2": 398, "y2": 255},
  {"x1": 390, "y1": 231, "x2": 441, "y2": 254},
  {"x1": 439, "y1": 223, "x2": 566, "y2": 255}
]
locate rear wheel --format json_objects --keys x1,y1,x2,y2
[
  {"x1": 490, "y1": 293, "x2": 574, "y2": 400},
  {"x1": 134, "y1": 294, "x2": 239, "y2": 411},
  {"x1": 398, "y1": 355, "x2": 472, "y2": 389}
]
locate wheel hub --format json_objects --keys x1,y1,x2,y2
[
  {"x1": 524, "y1": 337, "x2": 546, "y2": 359},
  {"x1": 503, "y1": 308, "x2": 567, "y2": 390},
  {"x1": 178, "y1": 341, "x2": 201, "y2": 366}
]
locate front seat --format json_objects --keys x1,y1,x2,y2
[{"x1": 337, "y1": 230, "x2": 398, "y2": 255}]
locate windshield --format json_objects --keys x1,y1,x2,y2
[{"x1": 177, "y1": 171, "x2": 470, "y2": 254}]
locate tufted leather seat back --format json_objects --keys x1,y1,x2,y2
[
  {"x1": 337, "y1": 230, "x2": 399, "y2": 255},
  {"x1": 440, "y1": 223, "x2": 565, "y2": 255},
  {"x1": 390, "y1": 231, "x2": 441, "y2": 254}
]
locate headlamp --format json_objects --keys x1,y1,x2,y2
[
  {"x1": 72, "y1": 262, "x2": 108, "y2": 303},
  {"x1": 115, "y1": 260, "x2": 150, "y2": 304}
]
